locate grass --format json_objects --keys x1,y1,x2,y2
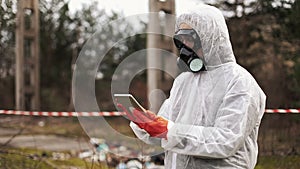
[
  {"x1": 0, "y1": 115, "x2": 88, "y2": 138},
  {"x1": 0, "y1": 148, "x2": 111, "y2": 169},
  {"x1": 1, "y1": 148, "x2": 300, "y2": 168},
  {"x1": 255, "y1": 155, "x2": 300, "y2": 169}
]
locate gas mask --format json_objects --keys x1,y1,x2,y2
[{"x1": 173, "y1": 29, "x2": 206, "y2": 73}]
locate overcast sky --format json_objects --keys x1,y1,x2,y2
[{"x1": 68, "y1": 0, "x2": 205, "y2": 16}]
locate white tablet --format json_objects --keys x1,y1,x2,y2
[{"x1": 114, "y1": 94, "x2": 146, "y2": 113}]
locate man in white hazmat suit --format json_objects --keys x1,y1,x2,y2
[{"x1": 118, "y1": 4, "x2": 266, "y2": 169}]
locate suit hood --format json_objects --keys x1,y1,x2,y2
[{"x1": 175, "y1": 4, "x2": 236, "y2": 69}]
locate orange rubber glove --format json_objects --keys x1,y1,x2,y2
[
  {"x1": 117, "y1": 103, "x2": 168, "y2": 139},
  {"x1": 133, "y1": 109, "x2": 168, "y2": 138}
]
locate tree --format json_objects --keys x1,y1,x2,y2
[
  {"x1": 254, "y1": 0, "x2": 300, "y2": 107},
  {"x1": 0, "y1": 0, "x2": 146, "y2": 110},
  {"x1": 38, "y1": 0, "x2": 147, "y2": 111},
  {"x1": 0, "y1": 0, "x2": 16, "y2": 109},
  {"x1": 205, "y1": 0, "x2": 257, "y2": 17},
  {"x1": 205, "y1": 0, "x2": 299, "y2": 107},
  {"x1": 0, "y1": 0, "x2": 16, "y2": 78},
  {"x1": 39, "y1": 0, "x2": 82, "y2": 110}
]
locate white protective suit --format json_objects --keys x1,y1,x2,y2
[{"x1": 130, "y1": 4, "x2": 266, "y2": 169}]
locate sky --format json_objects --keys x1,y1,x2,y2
[{"x1": 68, "y1": 0, "x2": 205, "y2": 16}]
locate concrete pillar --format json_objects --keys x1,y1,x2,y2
[
  {"x1": 147, "y1": 0, "x2": 176, "y2": 112},
  {"x1": 16, "y1": 0, "x2": 40, "y2": 110}
]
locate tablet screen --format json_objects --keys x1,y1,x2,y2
[{"x1": 114, "y1": 94, "x2": 146, "y2": 113}]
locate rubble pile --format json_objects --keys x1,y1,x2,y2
[{"x1": 77, "y1": 138, "x2": 165, "y2": 169}]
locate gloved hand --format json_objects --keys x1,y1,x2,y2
[{"x1": 117, "y1": 103, "x2": 168, "y2": 139}]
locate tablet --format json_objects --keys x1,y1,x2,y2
[{"x1": 114, "y1": 94, "x2": 146, "y2": 113}]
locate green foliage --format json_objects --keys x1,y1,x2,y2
[
  {"x1": 0, "y1": 148, "x2": 109, "y2": 169},
  {"x1": 37, "y1": 0, "x2": 146, "y2": 111},
  {"x1": 39, "y1": 0, "x2": 79, "y2": 88},
  {"x1": 0, "y1": 0, "x2": 16, "y2": 78},
  {"x1": 218, "y1": 0, "x2": 300, "y2": 107},
  {"x1": 210, "y1": 0, "x2": 257, "y2": 17},
  {"x1": 95, "y1": 33, "x2": 147, "y2": 110},
  {"x1": 271, "y1": 1, "x2": 300, "y2": 107},
  {"x1": 287, "y1": 0, "x2": 300, "y2": 39},
  {"x1": 0, "y1": 0, "x2": 16, "y2": 110},
  {"x1": 0, "y1": 151, "x2": 51, "y2": 169}
]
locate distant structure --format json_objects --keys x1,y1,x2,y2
[
  {"x1": 14, "y1": 0, "x2": 174, "y2": 111},
  {"x1": 15, "y1": 0, "x2": 40, "y2": 110},
  {"x1": 147, "y1": 0, "x2": 176, "y2": 112}
]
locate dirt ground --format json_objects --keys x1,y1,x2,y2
[
  {"x1": 0, "y1": 133, "x2": 90, "y2": 151},
  {"x1": 0, "y1": 115, "x2": 91, "y2": 152}
]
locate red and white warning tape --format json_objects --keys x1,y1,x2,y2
[
  {"x1": 265, "y1": 109, "x2": 300, "y2": 113},
  {"x1": 0, "y1": 109, "x2": 299, "y2": 117},
  {"x1": 0, "y1": 110, "x2": 125, "y2": 117}
]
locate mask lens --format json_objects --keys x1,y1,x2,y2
[
  {"x1": 173, "y1": 34, "x2": 194, "y2": 49},
  {"x1": 173, "y1": 29, "x2": 201, "y2": 50},
  {"x1": 173, "y1": 35, "x2": 184, "y2": 49},
  {"x1": 181, "y1": 35, "x2": 194, "y2": 43}
]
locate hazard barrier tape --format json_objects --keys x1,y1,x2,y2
[
  {"x1": 0, "y1": 109, "x2": 299, "y2": 117},
  {"x1": 265, "y1": 109, "x2": 300, "y2": 113},
  {"x1": 0, "y1": 110, "x2": 125, "y2": 117}
]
